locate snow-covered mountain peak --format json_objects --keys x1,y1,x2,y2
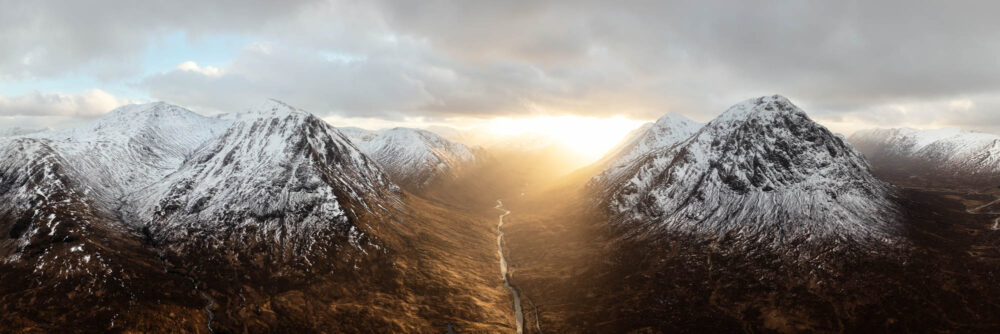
[
  {"x1": 95, "y1": 102, "x2": 200, "y2": 126},
  {"x1": 347, "y1": 127, "x2": 477, "y2": 189},
  {"x1": 123, "y1": 101, "x2": 398, "y2": 256},
  {"x1": 653, "y1": 112, "x2": 696, "y2": 127},
  {"x1": 248, "y1": 98, "x2": 309, "y2": 116},
  {"x1": 377, "y1": 127, "x2": 470, "y2": 153},
  {"x1": 596, "y1": 95, "x2": 899, "y2": 246},
  {"x1": 215, "y1": 99, "x2": 311, "y2": 122},
  {"x1": 677, "y1": 94, "x2": 880, "y2": 196},
  {"x1": 33, "y1": 102, "x2": 227, "y2": 154},
  {"x1": 710, "y1": 95, "x2": 803, "y2": 126},
  {"x1": 593, "y1": 111, "x2": 702, "y2": 178},
  {"x1": 103, "y1": 101, "x2": 181, "y2": 116},
  {"x1": 16, "y1": 102, "x2": 230, "y2": 202}
]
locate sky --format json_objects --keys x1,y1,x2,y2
[{"x1": 3, "y1": 0, "x2": 1000, "y2": 147}]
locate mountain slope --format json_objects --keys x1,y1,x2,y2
[
  {"x1": 0, "y1": 138, "x2": 209, "y2": 332},
  {"x1": 595, "y1": 95, "x2": 899, "y2": 246},
  {"x1": 849, "y1": 128, "x2": 1000, "y2": 186},
  {"x1": 348, "y1": 127, "x2": 478, "y2": 190},
  {"x1": 1, "y1": 138, "x2": 112, "y2": 275}
]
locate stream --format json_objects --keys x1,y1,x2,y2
[{"x1": 495, "y1": 200, "x2": 524, "y2": 334}]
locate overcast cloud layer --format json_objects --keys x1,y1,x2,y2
[{"x1": 2, "y1": 0, "x2": 1000, "y2": 134}]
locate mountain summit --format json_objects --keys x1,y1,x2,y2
[
  {"x1": 594, "y1": 112, "x2": 703, "y2": 178},
  {"x1": 596, "y1": 95, "x2": 899, "y2": 245},
  {"x1": 17, "y1": 102, "x2": 230, "y2": 203}
]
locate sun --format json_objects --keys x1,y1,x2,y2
[{"x1": 485, "y1": 115, "x2": 647, "y2": 165}]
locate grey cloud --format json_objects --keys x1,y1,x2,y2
[
  {"x1": 0, "y1": 0, "x2": 321, "y2": 79},
  {"x1": 0, "y1": 89, "x2": 130, "y2": 118},
  {"x1": 5, "y1": 0, "x2": 1000, "y2": 129},
  {"x1": 369, "y1": 0, "x2": 1000, "y2": 117},
  {"x1": 141, "y1": 43, "x2": 436, "y2": 119}
]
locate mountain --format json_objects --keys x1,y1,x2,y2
[
  {"x1": 590, "y1": 112, "x2": 702, "y2": 180},
  {"x1": 346, "y1": 127, "x2": 478, "y2": 190},
  {"x1": 0, "y1": 100, "x2": 417, "y2": 331},
  {"x1": 0, "y1": 101, "x2": 235, "y2": 284},
  {"x1": 849, "y1": 127, "x2": 1000, "y2": 186},
  {"x1": 20, "y1": 102, "x2": 230, "y2": 204},
  {"x1": 0, "y1": 138, "x2": 116, "y2": 279},
  {"x1": 594, "y1": 95, "x2": 899, "y2": 246},
  {"x1": 0, "y1": 120, "x2": 212, "y2": 331},
  {"x1": 123, "y1": 100, "x2": 401, "y2": 261}
]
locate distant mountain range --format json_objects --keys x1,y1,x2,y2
[
  {"x1": 341, "y1": 126, "x2": 479, "y2": 190},
  {"x1": 849, "y1": 127, "x2": 1000, "y2": 186}
]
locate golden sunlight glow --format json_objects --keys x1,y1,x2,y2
[
  {"x1": 485, "y1": 115, "x2": 647, "y2": 163},
  {"x1": 325, "y1": 113, "x2": 650, "y2": 168}
]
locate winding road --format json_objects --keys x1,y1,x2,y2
[{"x1": 495, "y1": 200, "x2": 524, "y2": 334}]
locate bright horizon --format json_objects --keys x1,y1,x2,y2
[{"x1": 328, "y1": 112, "x2": 647, "y2": 165}]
